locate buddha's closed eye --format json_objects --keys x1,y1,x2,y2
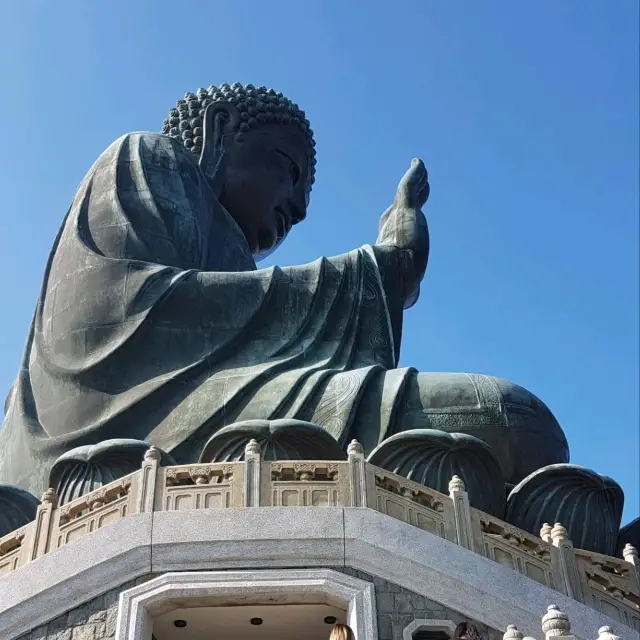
[{"x1": 275, "y1": 148, "x2": 301, "y2": 185}]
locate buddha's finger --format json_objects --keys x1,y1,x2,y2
[
  {"x1": 411, "y1": 158, "x2": 427, "y2": 179},
  {"x1": 415, "y1": 171, "x2": 428, "y2": 192},
  {"x1": 418, "y1": 181, "x2": 430, "y2": 205},
  {"x1": 412, "y1": 173, "x2": 429, "y2": 203},
  {"x1": 399, "y1": 159, "x2": 424, "y2": 189},
  {"x1": 413, "y1": 174, "x2": 428, "y2": 202}
]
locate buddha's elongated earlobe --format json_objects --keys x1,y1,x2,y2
[{"x1": 199, "y1": 102, "x2": 241, "y2": 196}]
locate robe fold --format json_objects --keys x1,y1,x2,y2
[{"x1": 0, "y1": 132, "x2": 413, "y2": 494}]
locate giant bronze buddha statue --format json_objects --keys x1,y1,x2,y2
[{"x1": 0, "y1": 84, "x2": 627, "y2": 555}]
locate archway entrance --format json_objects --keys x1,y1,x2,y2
[
  {"x1": 153, "y1": 603, "x2": 346, "y2": 639},
  {"x1": 115, "y1": 569, "x2": 377, "y2": 640}
]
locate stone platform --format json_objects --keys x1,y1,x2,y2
[{"x1": 0, "y1": 445, "x2": 637, "y2": 640}]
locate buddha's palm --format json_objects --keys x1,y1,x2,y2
[{"x1": 376, "y1": 159, "x2": 430, "y2": 307}]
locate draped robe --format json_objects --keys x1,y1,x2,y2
[{"x1": 0, "y1": 132, "x2": 415, "y2": 494}]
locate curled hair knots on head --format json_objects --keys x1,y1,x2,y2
[{"x1": 161, "y1": 83, "x2": 317, "y2": 198}]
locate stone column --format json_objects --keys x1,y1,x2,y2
[
  {"x1": 30, "y1": 488, "x2": 58, "y2": 560},
  {"x1": 449, "y1": 475, "x2": 475, "y2": 552},
  {"x1": 622, "y1": 543, "x2": 639, "y2": 594},
  {"x1": 244, "y1": 439, "x2": 262, "y2": 507},
  {"x1": 541, "y1": 605, "x2": 575, "y2": 640},
  {"x1": 548, "y1": 523, "x2": 584, "y2": 602},
  {"x1": 348, "y1": 440, "x2": 368, "y2": 508},
  {"x1": 135, "y1": 446, "x2": 161, "y2": 513}
]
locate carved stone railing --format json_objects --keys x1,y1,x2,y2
[
  {"x1": 0, "y1": 441, "x2": 638, "y2": 630},
  {"x1": 266, "y1": 460, "x2": 349, "y2": 506},
  {"x1": 52, "y1": 474, "x2": 136, "y2": 550},
  {"x1": 505, "y1": 603, "x2": 630, "y2": 640},
  {"x1": 473, "y1": 506, "x2": 555, "y2": 590},
  {"x1": 573, "y1": 547, "x2": 640, "y2": 630},
  {"x1": 372, "y1": 468, "x2": 456, "y2": 541},
  {"x1": 0, "y1": 527, "x2": 26, "y2": 577},
  {"x1": 159, "y1": 461, "x2": 244, "y2": 510}
]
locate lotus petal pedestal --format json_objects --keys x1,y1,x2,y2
[
  {"x1": 49, "y1": 439, "x2": 175, "y2": 505},
  {"x1": 506, "y1": 463, "x2": 624, "y2": 555},
  {"x1": 0, "y1": 485, "x2": 40, "y2": 537},
  {"x1": 616, "y1": 517, "x2": 639, "y2": 557},
  {"x1": 199, "y1": 419, "x2": 347, "y2": 462},
  {"x1": 367, "y1": 429, "x2": 506, "y2": 517}
]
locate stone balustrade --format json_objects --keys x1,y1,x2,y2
[
  {"x1": 503, "y1": 604, "x2": 628, "y2": 640},
  {"x1": 0, "y1": 440, "x2": 638, "y2": 632}
]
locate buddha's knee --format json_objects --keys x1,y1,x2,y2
[
  {"x1": 403, "y1": 372, "x2": 569, "y2": 485},
  {"x1": 491, "y1": 376, "x2": 569, "y2": 482}
]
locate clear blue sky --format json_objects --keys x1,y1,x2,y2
[{"x1": 0, "y1": 2, "x2": 637, "y2": 524}]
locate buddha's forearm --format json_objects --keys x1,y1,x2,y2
[
  {"x1": 374, "y1": 207, "x2": 430, "y2": 308},
  {"x1": 371, "y1": 244, "x2": 424, "y2": 310}
]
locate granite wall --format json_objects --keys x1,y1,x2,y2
[
  {"x1": 15, "y1": 569, "x2": 499, "y2": 640},
  {"x1": 15, "y1": 576, "x2": 152, "y2": 640},
  {"x1": 341, "y1": 568, "x2": 500, "y2": 640}
]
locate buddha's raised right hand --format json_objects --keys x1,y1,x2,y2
[{"x1": 375, "y1": 159, "x2": 431, "y2": 308}]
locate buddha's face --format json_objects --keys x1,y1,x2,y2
[{"x1": 219, "y1": 124, "x2": 310, "y2": 259}]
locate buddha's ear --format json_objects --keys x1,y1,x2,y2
[{"x1": 199, "y1": 102, "x2": 241, "y2": 194}]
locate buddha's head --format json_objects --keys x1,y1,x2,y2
[{"x1": 162, "y1": 84, "x2": 316, "y2": 260}]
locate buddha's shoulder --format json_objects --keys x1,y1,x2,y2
[
  {"x1": 102, "y1": 132, "x2": 198, "y2": 165},
  {"x1": 113, "y1": 131, "x2": 173, "y2": 145}
]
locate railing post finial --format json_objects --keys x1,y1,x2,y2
[
  {"x1": 144, "y1": 446, "x2": 161, "y2": 463},
  {"x1": 40, "y1": 487, "x2": 59, "y2": 507},
  {"x1": 622, "y1": 543, "x2": 638, "y2": 562},
  {"x1": 245, "y1": 439, "x2": 262, "y2": 457},
  {"x1": 542, "y1": 604, "x2": 571, "y2": 639},
  {"x1": 597, "y1": 626, "x2": 620, "y2": 640},
  {"x1": 243, "y1": 439, "x2": 262, "y2": 507},
  {"x1": 448, "y1": 474, "x2": 466, "y2": 493},
  {"x1": 503, "y1": 625, "x2": 524, "y2": 640},
  {"x1": 540, "y1": 522, "x2": 552, "y2": 542},
  {"x1": 347, "y1": 439, "x2": 364, "y2": 457}
]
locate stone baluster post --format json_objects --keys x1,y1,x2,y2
[
  {"x1": 244, "y1": 439, "x2": 262, "y2": 507},
  {"x1": 30, "y1": 488, "x2": 58, "y2": 560},
  {"x1": 348, "y1": 440, "x2": 368, "y2": 508},
  {"x1": 622, "y1": 543, "x2": 639, "y2": 594},
  {"x1": 136, "y1": 447, "x2": 162, "y2": 513},
  {"x1": 503, "y1": 625, "x2": 524, "y2": 640},
  {"x1": 548, "y1": 524, "x2": 584, "y2": 602},
  {"x1": 596, "y1": 626, "x2": 621, "y2": 640},
  {"x1": 541, "y1": 605, "x2": 575, "y2": 640},
  {"x1": 449, "y1": 475, "x2": 475, "y2": 552},
  {"x1": 540, "y1": 522, "x2": 553, "y2": 543}
]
